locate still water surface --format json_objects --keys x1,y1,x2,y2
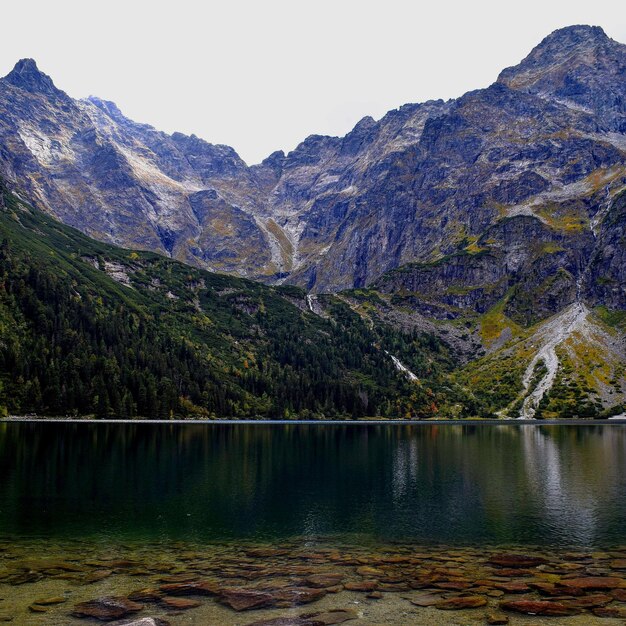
[{"x1": 1, "y1": 422, "x2": 625, "y2": 548}]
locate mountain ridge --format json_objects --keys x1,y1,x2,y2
[
  {"x1": 1, "y1": 26, "x2": 625, "y2": 292},
  {"x1": 1, "y1": 26, "x2": 626, "y2": 418}
]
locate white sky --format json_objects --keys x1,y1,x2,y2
[{"x1": 1, "y1": 0, "x2": 625, "y2": 164}]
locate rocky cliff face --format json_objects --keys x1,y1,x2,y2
[{"x1": 1, "y1": 26, "x2": 625, "y2": 297}]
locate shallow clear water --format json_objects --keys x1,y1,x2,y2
[
  {"x1": 2, "y1": 422, "x2": 626, "y2": 625},
  {"x1": 1, "y1": 422, "x2": 625, "y2": 548}
]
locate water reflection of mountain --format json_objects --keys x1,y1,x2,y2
[{"x1": 0, "y1": 423, "x2": 624, "y2": 548}]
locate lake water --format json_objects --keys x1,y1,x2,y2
[{"x1": 1, "y1": 422, "x2": 625, "y2": 624}]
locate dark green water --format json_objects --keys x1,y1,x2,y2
[{"x1": 1, "y1": 422, "x2": 625, "y2": 549}]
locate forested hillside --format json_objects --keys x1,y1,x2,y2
[{"x1": 0, "y1": 181, "x2": 461, "y2": 419}]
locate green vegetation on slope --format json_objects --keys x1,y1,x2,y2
[{"x1": 0, "y1": 182, "x2": 462, "y2": 419}]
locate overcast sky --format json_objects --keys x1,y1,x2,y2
[{"x1": 1, "y1": 0, "x2": 625, "y2": 164}]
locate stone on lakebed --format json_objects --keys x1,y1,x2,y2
[
  {"x1": 158, "y1": 581, "x2": 219, "y2": 596},
  {"x1": 72, "y1": 596, "x2": 143, "y2": 620},
  {"x1": 272, "y1": 587, "x2": 327, "y2": 607},
  {"x1": 488, "y1": 554, "x2": 546, "y2": 568},
  {"x1": 560, "y1": 593, "x2": 613, "y2": 609},
  {"x1": 593, "y1": 606, "x2": 626, "y2": 618},
  {"x1": 220, "y1": 589, "x2": 275, "y2": 611},
  {"x1": 117, "y1": 617, "x2": 170, "y2": 626},
  {"x1": 305, "y1": 573, "x2": 344, "y2": 588},
  {"x1": 161, "y1": 596, "x2": 201, "y2": 610},
  {"x1": 499, "y1": 599, "x2": 581, "y2": 616},
  {"x1": 343, "y1": 580, "x2": 378, "y2": 592},
  {"x1": 561, "y1": 576, "x2": 626, "y2": 590},
  {"x1": 435, "y1": 595, "x2": 487, "y2": 609},
  {"x1": 245, "y1": 609, "x2": 358, "y2": 626},
  {"x1": 33, "y1": 596, "x2": 66, "y2": 605}
]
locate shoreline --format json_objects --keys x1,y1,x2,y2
[{"x1": 2, "y1": 416, "x2": 626, "y2": 425}]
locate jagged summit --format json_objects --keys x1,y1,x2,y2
[
  {"x1": 498, "y1": 25, "x2": 614, "y2": 83},
  {"x1": 3, "y1": 58, "x2": 63, "y2": 96},
  {"x1": 535, "y1": 24, "x2": 608, "y2": 47},
  {"x1": 497, "y1": 25, "x2": 626, "y2": 129}
]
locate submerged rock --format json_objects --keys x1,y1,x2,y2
[
  {"x1": 219, "y1": 585, "x2": 327, "y2": 611},
  {"x1": 246, "y1": 548, "x2": 290, "y2": 558},
  {"x1": 355, "y1": 566, "x2": 383, "y2": 577},
  {"x1": 245, "y1": 609, "x2": 358, "y2": 626},
  {"x1": 117, "y1": 617, "x2": 170, "y2": 626},
  {"x1": 158, "y1": 581, "x2": 219, "y2": 596},
  {"x1": 343, "y1": 580, "x2": 378, "y2": 592},
  {"x1": 304, "y1": 574, "x2": 344, "y2": 588},
  {"x1": 593, "y1": 606, "x2": 626, "y2": 618},
  {"x1": 433, "y1": 581, "x2": 472, "y2": 591},
  {"x1": 435, "y1": 596, "x2": 487, "y2": 610},
  {"x1": 6, "y1": 571, "x2": 41, "y2": 585},
  {"x1": 499, "y1": 599, "x2": 581, "y2": 616},
  {"x1": 486, "y1": 612, "x2": 509, "y2": 625},
  {"x1": 302, "y1": 609, "x2": 358, "y2": 624},
  {"x1": 220, "y1": 589, "x2": 275, "y2": 611},
  {"x1": 610, "y1": 588, "x2": 626, "y2": 601},
  {"x1": 493, "y1": 582, "x2": 530, "y2": 593},
  {"x1": 128, "y1": 589, "x2": 163, "y2": 603},
  {"x1": 244, "y1": 618, "x2": 322, "y2": 626},
  {"x1": 160, "y1": 596, "x2": 201, "y2": 610},
  {"x1": 562, "y1": 576, "x2": 625, "y2": 590},
  {"x1": 406, "y1": 592, "x2": 443, "y2": 607},
  {"x1": 273, "y1": 587, "x2": 327, "y2": 607},
  {"x1": 560, "y1": 593, "x2": 613, "y2": 608},
  {"x1": 528, "y1": 581, "x2": 584, "y2": 596},
  {"x1": 84, "y1": 569, "x2": 114, "y2": 583},
  {"x1": 488, "y1": 554, "x2": 546, "y2": 568},
  {"x1": 72, "y1": 596, "x2": 143, "y2": 621},
  {"x1": 33, "y1": 596, "x2": 66, "y2": 605}
]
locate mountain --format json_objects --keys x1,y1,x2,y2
[
  {"x1": 0, "y1": 177, "x2": 469, "y2": 419},
  {"x1": 0, "y1": 25, "x2": 625, "y2": 419},
  {"x1": 1, "y1": 27, "x2": 623, "y2": 294}
]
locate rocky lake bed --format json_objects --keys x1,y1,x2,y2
[{"x1": 2, "y1": 539, "x2": 626, "y2": 625}]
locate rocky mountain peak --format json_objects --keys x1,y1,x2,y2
[
  {"x1": 497, "y1": 25, "x2": 626, "y2": 129},
  {"x1": 0, "y1": 25, "x2": 625, "y2": 299},
  {"x1": 3, "y1": 58, "x2": 64, "y2": 97},
  {"x1": 497, "y1": 25, "x2": 617, "y2": 88},
  {"x1": 534, "y1": 24, "x2": 608, "y2": 48}
]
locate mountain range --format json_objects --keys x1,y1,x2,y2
[{"x1": 1, "y1": 24, "x2": 625, "y2": 419}]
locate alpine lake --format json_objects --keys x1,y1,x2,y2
[{"x1": 1, "y1": 421, "x2": 626, "y2": 625}]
